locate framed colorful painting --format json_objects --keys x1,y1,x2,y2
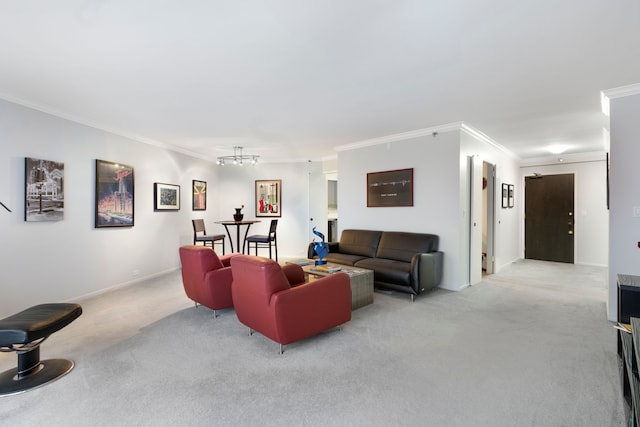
[
  {"x1": 95, "y1": 159, "x2": 134, "y2": 227},
  {"x1": 192, "y1": 180, "x2": 206, "y2": 211},
  {"x1": 255, "y1": 179, "x2": 281, "y2": 217}
]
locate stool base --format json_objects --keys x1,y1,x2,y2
[{"x1": 0, "y1": 359, "x2": 74, "y2": 396}]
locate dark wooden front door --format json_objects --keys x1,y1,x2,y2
[{"x1": 525, "y1": 173, "x2": 574, "y2": 263}]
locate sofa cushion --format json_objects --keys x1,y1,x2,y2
[
  {"x1": 354, "y1": 257, "x2": 411, "y2": 287},
  {"x1": 375, "y1": 232, "x2": 438, "y2": 262},
  {"x1": 338, "y1": 230, "x2": 382, "y2": 258},
  {"x1": 325, "y1": 252, "x2": 368, "y2": 266}
]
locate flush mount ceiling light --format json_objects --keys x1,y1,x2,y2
[
  {"x1": 216, "y1": 146, "x2": 259, "y2": 166},
  {"x1": 546, "y1": 144, "x2": 570, "y2": 155}
]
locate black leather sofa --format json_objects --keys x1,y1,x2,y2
[{"x1": 308, "y1": 229, "x2": 443, "y2": 300}]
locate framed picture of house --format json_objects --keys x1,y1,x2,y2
[
  {"x1": 502, "y1": 183, "x2": 509, "y2": 208},
  {"x1": 154, "y1": 183, "x2": 180, "y2": 211},
  {"x1": 508, "y1": 184, "x2": 515, "y2": 208},
  {"x1": 192, "y1": 180, "x2": 206, "y2": 211},
  {"x1": 255, "y1": 179, "x2": 281, "y2": 217},
  {"x1": 24, "y1": 157, "x2": 64, "y2": 222},
  {"x1": 367, "y1": 168, "x2": 413, "y2": 207},
  {"x1": 95, "y1": 159, "x2": 134, "y2": 227}
]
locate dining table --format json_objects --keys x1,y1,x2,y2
[{"x1": 215, "y1": 220, "x2": 261, "y2": 254}]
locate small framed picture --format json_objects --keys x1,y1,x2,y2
[
  {"x1": 192, "y1": 180, "x2": 206, "y2": 211},
  {"x1": 96, "y1": 159, "x2": 134, "y2": 227},
  {"x1": 508, "y1": 184, "x2": 515, "y2": 208},
  {"x1": 154, "y1": 183, "x2": 180, "y2": 211},
  {"x1": 502, "y1": 183, "x2": 508, "y2": 208},
  {"x1": 255, "y1": 179, "x2": 281, "y2": 217}
]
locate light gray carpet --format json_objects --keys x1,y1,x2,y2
[{"x1": 0, "y1": 259, "x2": 626, "y2": 426}]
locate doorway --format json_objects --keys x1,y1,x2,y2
[
  {"x1": 524, "y1": 173, "x2": 575, "y2": 263},
  {"x1": 482, "y1": 162, "x2": 496, "y2": 274},
  {"x1": 469, "y1": 156, "x2": 496, "y2": 285}
]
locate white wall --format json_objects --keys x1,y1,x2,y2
[
  {"x1": 460, "y1": 128, "x2": 521, "y2": 277},
  {"x1": 608, "y1": 90, "x2": 640, "y2": 320},
  {"x1": 0, "y1": 98, "x2": 529, "y2": 315},
  {"x1": 213, "y1": 160, "x2": 324, "y2": 258},
  {"x1": 337, "y1": 126, "x2": 521, "y2": 291},
  {"x1": 0, "y1": 99, "x2": 225, "y2": 317},
  {"x1": 520, "y1": 160, "x2": 609, "y2": 267},
  {"x1": 0, "y1": 99, "x2": 324, "y2": 317}
]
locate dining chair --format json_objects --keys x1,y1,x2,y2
[
  {"x1": 192, "y1": 219, "x2": 225, "y2": 255},
  {"x1": 245, "y1": 219, "x2": 278, "y2": 261}
]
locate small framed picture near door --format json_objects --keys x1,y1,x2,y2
[
  {"x1": 255, "y1": 179, "x2": 281, "y2": 217},
  {"x1": 501, "y1": 183, "x2": 509, "y2": 208},
  {"x1": 192, "y1": 180, "x2": 206, "y2": 211},
  {"x1": 508, "y1": 184, "x2": 514, "y2": 208}
]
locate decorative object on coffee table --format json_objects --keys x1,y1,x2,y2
[{"x1": 312, "y1": 227, "x2": 328, "y2": 265}]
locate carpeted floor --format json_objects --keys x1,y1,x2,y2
[{"x1": 0, "y1": 259, "x2": 626, "y2": 426}]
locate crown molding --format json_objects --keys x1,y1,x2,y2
[
  {"x1": 460, "y1": 123, "x2": 520, "y2": 160},
  {"x1": 0, "y1": 92, "x2": 212, "y2": 161},
  {"x1": 335, "y1": 122, "x2": 462, "y2": 152},
  {"x1": 602, "y1": 83, "x2": 640, "y2": 99},
  {"x1": 336, "y1": 121, "x2": 519, "y2": 160},
  {"x1": 518, "y1": 150, "x2": 606, "y2": 167}
]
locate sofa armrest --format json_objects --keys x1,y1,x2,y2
[
  {"x1": 410, "y1": 252, "x2": 444, "y2": 294},
  {"x1": 307, "y1": 242, "x2": 340, "y2": 259}
]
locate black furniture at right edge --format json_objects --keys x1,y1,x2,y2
[
  {"x1": 617, "y1": 274, "x2": 640, "y2": 425},
  {"x1": 308, "y1": 229, "x2": 443, "y2": 301}
]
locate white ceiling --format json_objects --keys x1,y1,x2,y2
[{"x1": 1, "y1": 1, "x2": 639, "y2": 163}]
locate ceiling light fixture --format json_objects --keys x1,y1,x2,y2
[
  {"x1": 216, "y1": 146, "x2": 259, "y2": 166},
  {"x1": 546, "y1": 144, "x2": 569, "y2": 155}
]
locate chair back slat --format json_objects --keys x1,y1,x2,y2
[{"x1": 193, "y1": 219, "x2": 206, "y2": 234}]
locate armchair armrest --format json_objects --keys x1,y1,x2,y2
[
  {"x1": 410, "y1": 252, "x2": 444, "y2": 294},
  {"x1": 220, "y1": 253, "x2": 242, "y2": 268},
  {"x1": 282, "y1": 263, "x2": 305, "y2": 286},
  {"x1": 271, "y1": 273, "x2": 351, "y2": 343}
]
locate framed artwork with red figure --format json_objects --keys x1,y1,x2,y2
[
  {"x1": 192, "y1": 180, "x2": 206, "y2": 211},
  {"x1": 255, "y1": 179, "x2": 281, "y2": 217}
]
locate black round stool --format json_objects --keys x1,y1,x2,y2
[{"x1": 0, "y1": 303, "x2": 82, "y2": 396}]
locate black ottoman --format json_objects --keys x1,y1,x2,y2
[{"x1": 0, "y1": 303, "x2": 82, "y2": 396}]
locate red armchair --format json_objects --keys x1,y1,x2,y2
[
  {"x1": 179, "y1": 245, "x2": 241, "y2": 317},
  {"x1": 230, "y1": 255, "x2": 351, "y2": 353}
]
